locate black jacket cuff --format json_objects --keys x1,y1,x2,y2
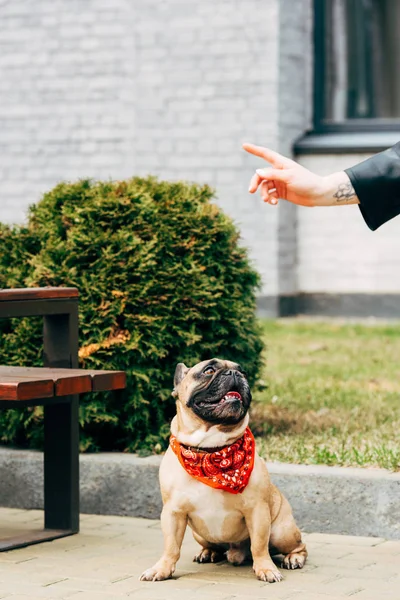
[{"x1": 345, "y1": 142, "x2": 400, "y2": 231}]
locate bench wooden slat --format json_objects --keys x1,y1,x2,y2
[
  {"x1": 0, "y1": 288, "x2": 79, "y2": 302},
  {"x1": 55, "y1": 375, "x2": 92, "y2": 396},
  {"x1": 86, "y1": 370, "x2": 127, "y2": 392},
  {"x1": 0, "y1": 367, "x2": 84, "y2": 379},
  {"x1": 0, "y1": 378, "x2": 54, "y2": 401},
  {"x1": 0, "y1": 366, "x2": 126, "y2": 401},
  {"x1": 0, "y1": 368, "x2": 92, "y2": 398}
]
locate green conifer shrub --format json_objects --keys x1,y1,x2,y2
[{"x1": 0, "y1": 177, "x2": 263, "y2": 452}]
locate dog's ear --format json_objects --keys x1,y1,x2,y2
[{"x1": 172, "y1": 363, "x2": 189, "y2": 397}]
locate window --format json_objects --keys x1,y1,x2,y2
[{"x1": 314, "y1": 0, "x2": 400, "y2": 131}]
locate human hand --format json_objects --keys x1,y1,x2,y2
[{"x1": 243, "y1": 143, "x2": 359, "y2": 207}]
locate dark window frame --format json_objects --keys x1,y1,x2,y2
[{"x1": 313, "y1": 0, "x2": 400, "y2": 134}]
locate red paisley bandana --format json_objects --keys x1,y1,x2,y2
[{"x1": 169, "y1": 427, "x2": 255, "y2": 494}]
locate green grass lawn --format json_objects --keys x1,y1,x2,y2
[{"x1": 252, "y1": 320, "x2": 400, "y2": 471}]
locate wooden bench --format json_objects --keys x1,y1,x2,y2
[{"x1": 0, "y1": 287, "x2": 126, "y2": 551}]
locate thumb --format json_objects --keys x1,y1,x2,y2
[{"x1": 256, "y1": 168, "x2": 290, "y2": 184}]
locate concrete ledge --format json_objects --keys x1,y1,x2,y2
[
  {"x1": 268, "y1": 462, "x2": 400, "y2": 540},
  {"x1": 0, "y1": 448, "x2": 399, "y2": 539}
]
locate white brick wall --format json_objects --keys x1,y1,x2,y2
[
  {"x1": 133, "y1": 0, "x2": 282, "y2": 297},
  {"x1": 0, "y1": 0, "x2": 137, "y2": 223},
  {"x1": 297, "y1": 153, "x2": 400, "y2": 294},
  {"x1": 277, "y1": 0, "x2": 312, "y2": 295}
]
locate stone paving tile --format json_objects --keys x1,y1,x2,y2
[
  {"x1": 352, "y1": 589, "x2": 400, "y2": 600},
  {"x1": 302, "y1": 562, "x2": 399, "y2": 582},
  {"x1": 373, "y1": 540, "x2": 400, "y2": 553},
  {"x1": 345, "y1": 545, "x2": 400, "y2": 560},
  {"x1": 304, "y1": 533, "x2": 387, "y2": 546},
  {"x1": 0, "y1": 582, "x2": 78, "y2": 598},
  {"x1": 0, "y1": 509, "x2": 399, "y2": 599},
  {"x1": 284, "y1": 595, "x2": 347, "y2": 600}
]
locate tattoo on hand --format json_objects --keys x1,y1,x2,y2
[{"x1": 333, "y1": 182, "x2": 356, "y2": 203}]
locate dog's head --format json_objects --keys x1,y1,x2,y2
[{"x1": 172, "y1": 358, "x2": 252, "y2": 426}]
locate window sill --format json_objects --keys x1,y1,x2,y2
[{"x1": 294, "y1": 131, "x2": 400, "y2": 155}]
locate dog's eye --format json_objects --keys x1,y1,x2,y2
[{"x1": 203, "y1": 366, "x2": 215, "y2": 376}]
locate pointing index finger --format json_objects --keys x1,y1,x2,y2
[{"x1": 242, "y1": 143, "x2": 294, "y2": 168}]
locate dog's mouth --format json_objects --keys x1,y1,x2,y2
[
  {"x1": 198, "y1": 391, "x2": 243, "y2": 406},
  {"x1": 220, "y1": 391, "x2": 242, "y2": 403}
]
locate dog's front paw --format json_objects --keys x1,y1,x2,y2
[
  {"x1": 139, "y1": 566, "x2": 173, "y2": 582},
  {"x1": 253, "y1": 564, "x2": 283, "y2": 583}
]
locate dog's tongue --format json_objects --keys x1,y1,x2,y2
[{"x1": 224, "y1": 391, "x2": 242, "y2": 401}]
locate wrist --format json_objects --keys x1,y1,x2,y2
[{"x1": 319, "y1": 172, "x2": 359, "y2": 206}]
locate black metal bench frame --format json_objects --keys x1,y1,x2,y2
[{"x1": 0, "y1": 289, "x2": 80, "y2": 551}]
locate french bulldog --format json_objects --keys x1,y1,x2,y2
[{"x1": 140, "y1": 358, "x2": 307, "y2": 583}]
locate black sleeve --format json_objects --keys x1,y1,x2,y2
[{"x1": 344, "y1": 142, "x2": 400, "y2": 230}]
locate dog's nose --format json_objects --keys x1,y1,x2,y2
[{"x1": 223, "y1": 369, "x2": 235, "y2": 377}]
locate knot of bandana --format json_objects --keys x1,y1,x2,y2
[{"x1": 169, "y1": 427, "x2": 255, "y2": 494}]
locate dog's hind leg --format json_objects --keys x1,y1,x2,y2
[
  {"x1": 226, "y1": 539, "x2": 251, "y2": 566},
  {"x1": 269, "y1": 493, "x2": 307, "y2": 570},
  {"x1": 192, "y1": 532, "x2": 226, "y2": 563}
]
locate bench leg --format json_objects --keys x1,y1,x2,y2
[
  {"x1": 0, "y1": 301, "x2": 81, "y2": 551},
  {"x1": 43, "y1": 309, "x2": 80, "y2": 534},
  {"x1": 44, "y1": 396, "x2": 79, "y2": 533},
  {"x1": 0, "y1": 396, "x2": 80, "y2": 551}
]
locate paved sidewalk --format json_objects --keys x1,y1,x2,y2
[{"x1": 0, "y1": 509, "x2": 399, "y2": 600}]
